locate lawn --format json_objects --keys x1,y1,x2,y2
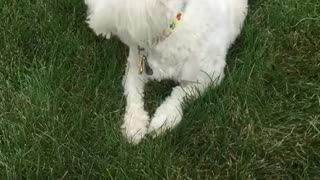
[{"x1": 0, "y1": 0, "x2": 319, "y2": 179}]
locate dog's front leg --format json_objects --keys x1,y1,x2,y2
[
  {"x1": 121, "y1": 49, "x2": 149, "y2": 144},
  {"x1": 148, "y1": 67, "x2": 225, "y2": 137},
  {"x1": 147, "y1": 84, "x2": 200, "y2": 137}
]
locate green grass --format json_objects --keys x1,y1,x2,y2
[{"x1": 0, "y1": 0, "x2": 319, "y2": 179}]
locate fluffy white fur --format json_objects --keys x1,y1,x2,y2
[{"x1": 85, "y1": 0, "x2": 248, "y2": 144}]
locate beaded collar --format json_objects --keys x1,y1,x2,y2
[{"x1": 161, "y1": 1, "x2": 189, "y2": 39}]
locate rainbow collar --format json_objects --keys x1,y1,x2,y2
[{"x1": 161, "y1": 1, "x2": 189, "y2": 39}]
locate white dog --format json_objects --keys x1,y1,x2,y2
[{"x1": 85, "y1": 0, "x2": 248, "y2": 144}]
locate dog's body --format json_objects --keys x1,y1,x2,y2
[{"x1": 85, "y1": 0, "x2": 248, "y2": 144}]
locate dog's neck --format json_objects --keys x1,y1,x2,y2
[{"x1": 115, "y1": 0, "x2": 182, "y2": 48}]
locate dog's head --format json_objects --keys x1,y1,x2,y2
[{"x1": 85, "y1": 0, "x2": 168, "y2": 46}]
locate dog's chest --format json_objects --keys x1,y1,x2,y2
[
  {"x1": 145, "y1": 53, "x2": 200, "y2": 84},
  {"x1": 143, "y1": 41, "x2": 199, "y2": 81},
  {"x1": 146, "y1": 51, "x2": 184, "y2": 81}
]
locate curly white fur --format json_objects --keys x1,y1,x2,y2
[{"x1": 85, "y1": 0, "x2": 248, "y2": 144}]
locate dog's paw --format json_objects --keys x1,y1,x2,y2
[
  {"x1": 121, "y1": 110, "x2": 149, "y2": 144},
  {"x1": 147, "y1": 107, "x2": 182, "y2": 137}
]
